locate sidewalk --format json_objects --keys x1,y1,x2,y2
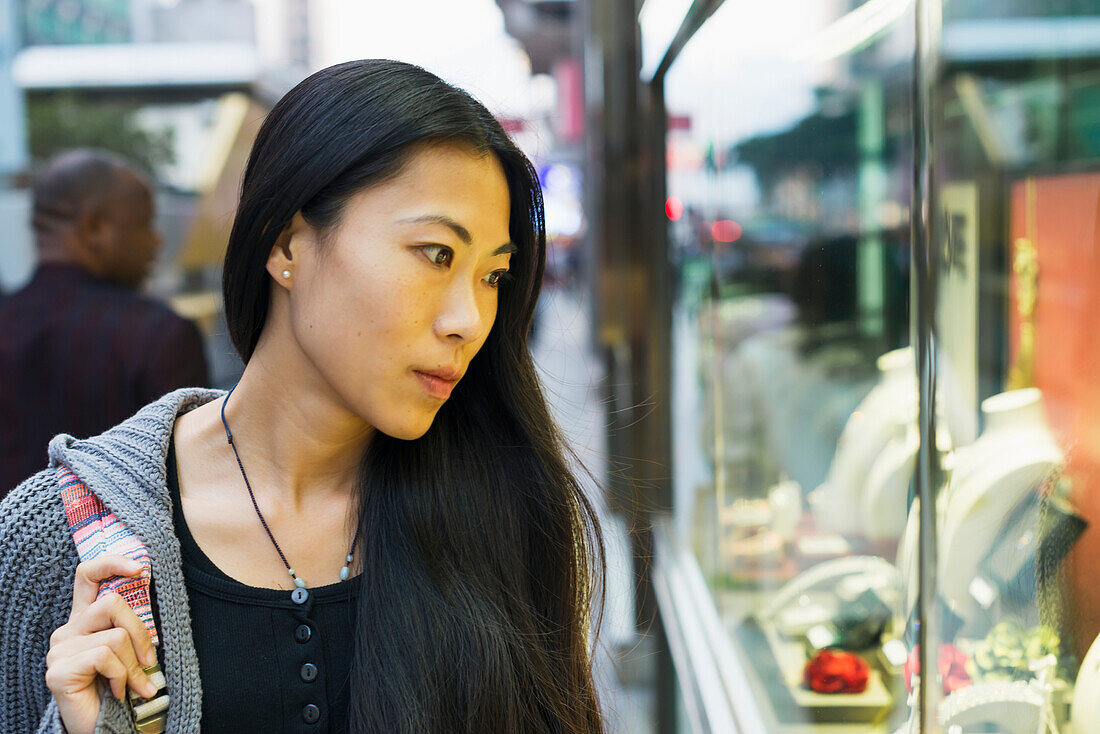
[{"x1": 530, "y1": 285, "x2": 655, "y2": 734}]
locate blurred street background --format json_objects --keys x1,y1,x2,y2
[
  {"x1": 0, "y1": 0, "x2": 591, "y2": 390},
  {"x1": 0, "y1": 1, "x2": 652, "y2": 729}
]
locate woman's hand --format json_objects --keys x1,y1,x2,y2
[{"x1": 45, "y1": 555, "x2": 160, "y2": 734}]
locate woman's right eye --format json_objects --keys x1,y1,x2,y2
[{"x1": 421, "y1": 245, "x2": 454, "y2": 267}]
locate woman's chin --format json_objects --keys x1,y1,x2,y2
[{"x1": 376, "y1": 412, "x2": 439, "y2": 442}]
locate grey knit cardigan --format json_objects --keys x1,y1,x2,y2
[{"x1": 0, "y1": 388, "x2": 225, "y2": 734}]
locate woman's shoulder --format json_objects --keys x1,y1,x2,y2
[
  {"x1": 0, "y1": 467, "x2": 76, "y2": 662},
  {"x1": 45, "y1": 387, "x2": 223, "y2": 506},
  {"x1": 1, "y1": 467, "x2": 67, "y2": 537},
  {"x1": 0, "y1": 469, "x2": 80, "y2": 732},
  {"x1": 0, "y1": 467, "x2": 73, "y2": 571},
  {"x1": 51, "y1": 387, "x2": 224, "y2": 458}
]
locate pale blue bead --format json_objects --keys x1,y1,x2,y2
[
  {"x1": 294, "y1": 577, "x2": 307, "y2": 588},
  {"x1": 340, "y1": 566, "x2": 350, "y2": 580},
  {"x1": 346, "y1": 555, "x2": 354, "y2": 563},
  {"x1": 287, "y1": 568, "x2": 295, "y2": 576}
]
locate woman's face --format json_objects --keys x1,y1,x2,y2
[{"x1": 273, "y1": 142, "x2": 514, "y2": 440}]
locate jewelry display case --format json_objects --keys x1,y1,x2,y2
[{"x1": 651, "y1": 0, "x2": 1100, "y2": 731}]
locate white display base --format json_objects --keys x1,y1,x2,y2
[
  {"x1": 940, "y1": 388, "x2": 1062, "y2": 621},
  {"x1": 813, "y1": 348, "x2": 917, "y2": 536},
  {"x1": 1072, "y1": 632, "x2": 1100, "y2": 734}
]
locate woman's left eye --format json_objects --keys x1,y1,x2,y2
[
  {"x1": 421, "y1": 245, "x2": 453, "y2": 267},
  {"x1": 484, "y1": 269, "x2": 512, "y2": 288}
]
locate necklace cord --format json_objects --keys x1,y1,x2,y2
[{"x1": 220, "y1": 383, "x2": 358, "y2": 589}]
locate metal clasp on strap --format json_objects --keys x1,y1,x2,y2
[{"x1": 127, "y1": 661, "x2": 170, "y2": 733}]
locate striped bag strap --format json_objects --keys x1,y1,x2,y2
[{"x1": 57, "y1": 466, "x2": 171, "y2": 734}]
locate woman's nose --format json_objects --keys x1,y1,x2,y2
[{"x1": 434, "y1": 281, "x2": 486, "y2": 343}]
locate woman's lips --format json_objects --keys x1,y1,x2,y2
[{"x1": 414, "y1": 370, "x2": 456, "y2": 399}]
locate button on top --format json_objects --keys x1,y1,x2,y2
[
  {"x1": 295, "y1": 624, "x2": 312, "y2": 643},
  {"x1": 300, "y1": 662, "x2": 318, "y2": 682},
  {"x1": 291, "y1": 587, "x2": 309, "y2": 605},
  {"x1": 302, "y1": 704, "x2": 320, "y2": 724}
]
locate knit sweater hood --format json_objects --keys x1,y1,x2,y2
[{"x1": 0, "y1": 387, "x2": 224, "y2": 734}]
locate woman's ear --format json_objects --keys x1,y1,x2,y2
[{"x1": 265, "y1": 212, "x2": 309, "y2": 289}]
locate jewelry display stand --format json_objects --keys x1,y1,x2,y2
[
  {"x1": 812, "y1": 348, "x2": 916, "y2": 536},
  {"x1": 759, "y1": 556, "x2": 901, "y2": 623},
  {"x1": 940, "y1": 388, "x2": 1063, "y2": 622},
  {"x1": 862, "y1": 415, "x2": 919, "y2": 542},
  {"x1": 1071, "y1": 633, "x2": 1100, "y2": 734},
  {"x1": 750, "y1": 556, "x2": 903, "y2": 723},
  {"x1": 939, "y1": 681, "x2": 1045, "y2": 732}
]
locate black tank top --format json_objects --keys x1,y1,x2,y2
[{"x1": 163, "y1": 438, "x2": 358, "y2": 733}]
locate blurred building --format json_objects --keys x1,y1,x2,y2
[
  {"x1": 18, "y1": 0, "x2": 132, "y2": 45},
  {"x1": 496, "y1": 0, "x2": 586, "y2": 250},
  {"x1": 0, "y1": 0, "x2": 321, "y2": 386}
]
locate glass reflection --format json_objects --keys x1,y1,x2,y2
[
  {"x1": 668, "y1": 0, "x2": 914, "y2": 729},
  {"x1": 924, "y1": 2, "x2": 1098, "y2": 733},
  {"x1": 664, "y1": 0, "x2": 1100, "y2": 731}
]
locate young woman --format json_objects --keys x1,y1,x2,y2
[{"x1": 0, "y1": 59, "x2": 605, "y2": 734}]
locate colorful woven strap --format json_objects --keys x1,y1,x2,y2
[{"x1": 57, "y1": 466, "x2": 159, "y2": 646}]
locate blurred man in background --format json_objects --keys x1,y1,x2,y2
[{"x1": 0, "y1": 149, "x2": 209, "y2": 497}]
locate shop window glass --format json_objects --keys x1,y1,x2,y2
[
  {"x1": 926, "y1": 3, "x2": 1099, "y2": 732},
  {"x1": 663, "y1": 0, "x2": 1100, "y2": 731}
]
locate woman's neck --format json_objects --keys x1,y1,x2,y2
[{"x1": 179, "y1": 354, "x2": 373, "y2": 511}]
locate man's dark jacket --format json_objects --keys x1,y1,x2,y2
[{"x1": 0, "y1": 263, "x2": 209, "y2": 496}]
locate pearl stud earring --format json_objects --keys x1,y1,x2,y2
[{"x1": 281, "y1": 269, "x2": 291, "y2": 279}]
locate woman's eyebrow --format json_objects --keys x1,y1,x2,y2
[{"x1": 398, "y1": 214, "x2": 516, "y2": 255}]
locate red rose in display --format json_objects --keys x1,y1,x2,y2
[
  {"x1": 803, "y1": 650, "x2": 871, "y2": 694},
  {"x1": 904, "y1": 644, "x2": 973, "y2": 694},
  {"x1": 940, "y1": 644, "x2": 973, "y2": 693}
]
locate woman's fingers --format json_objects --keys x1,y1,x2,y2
[
  {"x1": 46, "y1": 643, "x2": 128, "y2": 701},
  {"x1": 46, "y1": 628, "x2": 158, "y2": 699},
  {"x1": 57, "y1": 590, "x2": 157, "y2": 668},
  {"x1": 50, "y1": 557, "x2": 158, "y2": 734},
  {"x1": 69, "y1": 555, "x2": 144, "y2": 620}
]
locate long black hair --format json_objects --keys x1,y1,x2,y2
[{"x1": 222, "y1": 59, "x2": 605, "y2": 733}]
